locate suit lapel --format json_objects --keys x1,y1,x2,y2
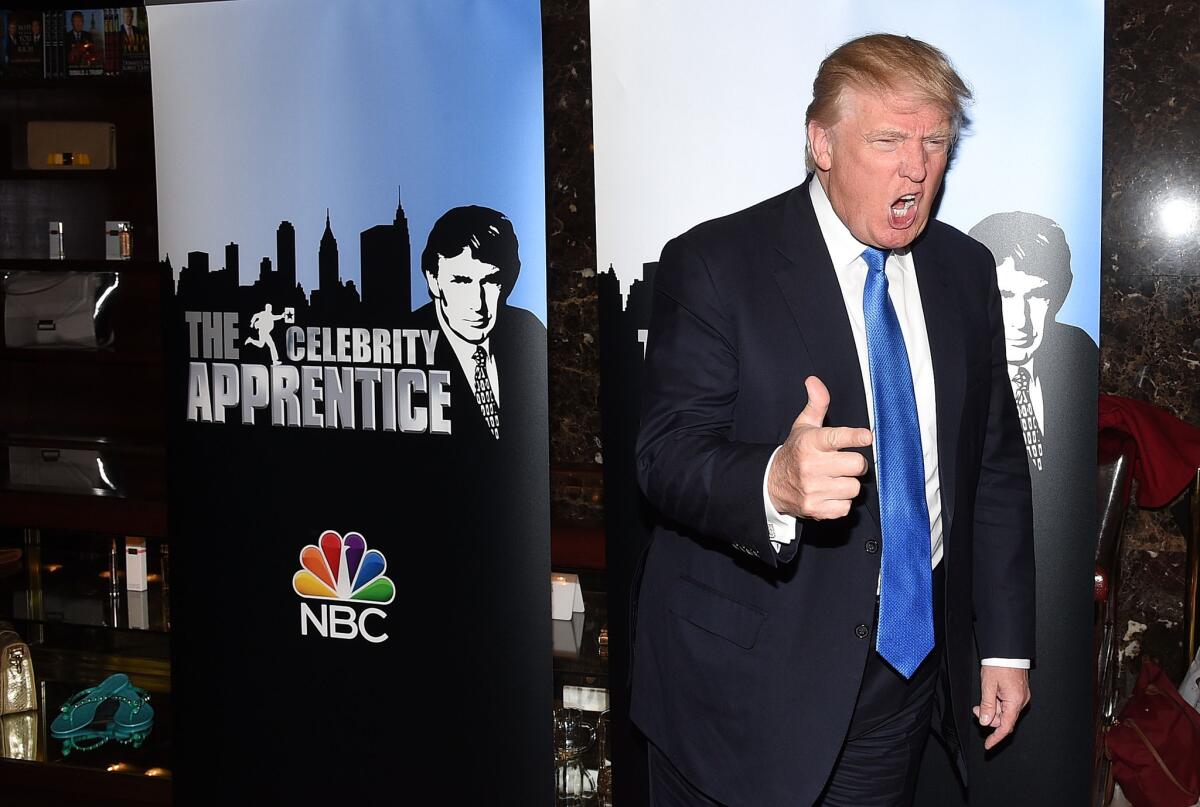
[
  {"x1": 770, "y1": 179, "x2": 880, "y2": 534},
  {"x1": 912, "y1": 237, "x2": 963, "y2": 535}
]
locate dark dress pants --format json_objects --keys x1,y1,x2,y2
[{"x1": 648, "y1": 563, "x2": 948, "y2": 807}]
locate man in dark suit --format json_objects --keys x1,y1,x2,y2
[
  {"x1": 412, "y1": 205, "x2": 546, "y2": 450},
  {"x1": 4, "y1": 20, "x2": 18, "y2": 64},
  {"x1": 121, "y1": 7, "x2": 142, "y2": 41},
  {"x1": 67, "y1": 11, "x2": 91, "y2": 46},
  {"x1": 632, "y1": 34, "x2": 1035, "y2": 806}
]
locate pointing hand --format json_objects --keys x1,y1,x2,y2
[{"x1": 767, "y1": 376, "x2": 873, "y2": 520}]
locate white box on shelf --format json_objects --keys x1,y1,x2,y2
[
  {"x1": 551, "y1": 572, "x2": 585, "y2": 621},
  {"x1": 125, "y1": 537, "x2": 148, "y2": 592},
  {"x1": 127, "y1": 590, "x2": 149, "y2": 630},
  {"x1": 552, "y1": 610, "x2": 586, "y2": 656}
]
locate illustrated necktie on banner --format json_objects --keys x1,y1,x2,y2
[
  {"x1": 1014, "y1": 367, "x2": 1044, "y2": 471},
  {"x1": 474, "y1": 345, "x2": 500, "y2": 440}
]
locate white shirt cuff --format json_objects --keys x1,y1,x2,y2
[
  {"x1": 763, "y1": 446, "x2": 796, "y2": 554},
  {"x1": 980, "y1": 658, "x2": 1030, "y2": 669}
]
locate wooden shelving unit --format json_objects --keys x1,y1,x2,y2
[{"x1": 0, "y1": 7, "x2": 171, "y2": 803}]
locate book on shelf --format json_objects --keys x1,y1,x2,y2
[
  {"x1": 64, "y1": 8, "x2": 104, "y2": 77},
  {"x1": 0, "y1": 8, "x2": 150, "y2": 79},
  {"x1": 117, "y1": 6, "x2": 148, "y2": 74},
  {"x1": 1, "y1": 9, "x2": 43, "y2": 78}
]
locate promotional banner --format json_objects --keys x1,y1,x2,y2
[
  {"x1": 593, "y1": 3, "x2": 1101, "y2": 804},
  {"x1": 150, "y1": 1, "x2": 550, "y2": 802}
]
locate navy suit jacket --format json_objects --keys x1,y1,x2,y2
[{"x1": 631, "y1": 176, "x2": 1035, "y2": 807}]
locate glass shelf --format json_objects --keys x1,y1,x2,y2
[
  {"x1": 0, "y1": 530, "x2": 170, "y2": 635},
  {"x1": 4, "y1": 676, "x2": 174, "y2": 777},
  {"x1": 0, "y1": 526, "x2": 171, "y2": 801}
]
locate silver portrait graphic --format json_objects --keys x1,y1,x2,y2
[{"x1": 969, "y1": 212, "x2": 1097, "y2": 473}]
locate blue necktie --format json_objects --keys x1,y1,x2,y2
[{"x1": 861, "y1": 247, "x2": 934, "y2": 679}]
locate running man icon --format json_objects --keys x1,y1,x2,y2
[{"x1": 244, "y1": 304, "x2": 292, "y2": 366}]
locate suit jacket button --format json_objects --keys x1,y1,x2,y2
[
  {"x1": 864, "y1": 539, "x2": 879, "y2": 554},
  {"x1": 855, "y1": 624, "x2": 869, "y2": 639}
]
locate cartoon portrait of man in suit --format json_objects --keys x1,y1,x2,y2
[
  {"x1": 968, "y1": 212, "x2": 1099, "y2": 474},
  {"x1": 414, "y1": 205, "x2": 546, "y2": 447}
]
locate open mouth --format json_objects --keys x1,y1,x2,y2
[{"x1": 889, "y1": 194, "x2": 918, "y2": 229}]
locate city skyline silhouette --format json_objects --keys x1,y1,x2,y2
[{"x1": 172, "y1": 190, "x2": 412, "y2": 325}]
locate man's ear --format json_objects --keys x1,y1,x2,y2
[
  {"x1": 807, "y1": 120, "x2": 833, "y2": 172},
  {"x1": 423, "y1": 270, "x2": 441, "y2": 302}
]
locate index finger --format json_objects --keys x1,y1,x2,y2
[{"x1": 822, "y1": 426, "x2": 873, "y2": 451}]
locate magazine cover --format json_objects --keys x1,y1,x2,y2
[
  {"x1": 118, "y1": 6, "x2": 148, "y2": 73},
  {"x1": 64, "y1": 8, "x2": 103, "y2": 76}
]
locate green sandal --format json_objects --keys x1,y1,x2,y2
[
  {"x1": 50, "y1": 674, "x2": 155, "y2": 755},
  {"x1": 110, "y1": 684, "x2": 154, "y2": 748},
  {"x1": 50, "y1": 673, "x2": 130, "y2": 740}
]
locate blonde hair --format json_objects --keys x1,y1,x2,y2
[{"x1": 804, "y1": 34, "x2": 972, "y2": 171}]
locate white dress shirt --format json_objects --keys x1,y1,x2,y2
[
  {"x1": 434, "y1": 304, "x2": 500, "y2": 407},
  {"x1": 761, "y1": 177, "x2": 1027, "y2": 670}
]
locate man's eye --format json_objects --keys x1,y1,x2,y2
[
  {"x1": 872, "y1": 138, "x2": 900, "y2": 150},
  {"x1": 450, "y1": 276, "x2": 473, "y2": 284},
  {"x1": 925, "y1": 139, "x2": 949, "y2": 152}
]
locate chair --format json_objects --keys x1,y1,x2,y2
[
  {"x1": 1186, "y1": 469, "x2": 1200, "y2": 667},
  {"x1": 1093, "y1": 428, "x2": 1136, "y2": 807}
]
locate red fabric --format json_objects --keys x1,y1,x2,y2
[
  {"x1": 1099, "y1": 395, "x2": 1200, "y2": 508},
  {"x1": 1106, "y1": 661, "x2": 1200, "y2": 807}
]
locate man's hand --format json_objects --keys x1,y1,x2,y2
[
  {"x1": 974, "y1": 665, "x2": 1031, "y2": 750},
  {"x1": 767, "y1": 376, "x2": 873, "y2": 520}
]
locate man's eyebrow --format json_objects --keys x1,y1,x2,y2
[
  {"x1": 864, "y1": 127, "x2": 909, "y2": 139},
  {"x1": 862, "y1": 128, "x2": 953, "y2": 140}
]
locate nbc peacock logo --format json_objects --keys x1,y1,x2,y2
[{"x1": 294, "y1": 530, "x2": 394, "y2": 644}]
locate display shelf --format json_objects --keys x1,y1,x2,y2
[
  {"x1": 0, "y1": 432, "x2": 164, "y2": 452},
  {"x1": 0, "y1": 75, "x2": 151, "y2": 92},
  {"x1": 1, "y1": 535, "x2": 170, "y2": 635},
  {"x1": 0, "y1": 258, "x2": 163, "y2": 274},
  {"x1": 552, "y1": 586, "x2": 610, "y2": 698},
  {"x1": 0, "y1": 168, "x2": 131, "y2": 181},
  {"x1": 0, "y1": 656, "x2": 171, "y2": 806},
  {"x1": 0, "y1": 491, "x2": 167, "y2": 537},
  {"x1": 0, "y1": 347, "x2": 163, "y2": 366},
  {"x1": 0, "y1": 530, "x2": 170, "y2": 803},
  {"x1": 0, "y1": 8, "x2": 168, "y2": 802}
]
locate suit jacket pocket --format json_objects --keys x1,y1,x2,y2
[{"x1": 668, "y1": 574, "x2": 766, "y2": 650}]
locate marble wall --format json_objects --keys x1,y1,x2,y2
[
  {"x1": 544, "y1": 1, "x2": 605, "y2": 527},
  {"x1": 543, "y1": 0, "x2": 1200, "y2": 676},
  {"x1": 1102, "y1": 0, "x2": 1200, "y2": 681}
]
